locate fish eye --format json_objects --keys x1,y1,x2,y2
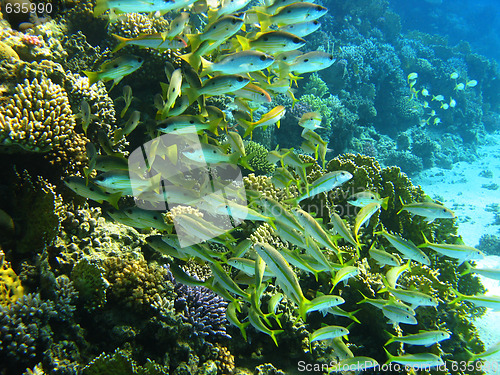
[
  {"x1": 232, "y1": 18, "x2": 238, "y2": 24},
  {"x1": 293, "y1": 37, "x2": 301, "y2": 44},
  {"x1": 314, "y1": 20, "x2": 319, "y2": 25},
  {"x1": 286, "y1": 9, "x2": 291, "y2": 13},
  {"x1": 114, "y1": 64, "x2": 119, "y2": 68},
  {"x1": 316, "y1": 5, "x2": 323, "y2": 10},
  {"x1": 283, "y1": 56, "x2": 287, "y2": 60},
  {"x1": 260, "y1": 93, "x2": 265, "y2": 96},
  {"x1": 260, "y1": 55, "x2": 267, "y2": 61},
  {"x1": 137, "y1": 58, "x2": 143, "y2": 63},
  {"x1": 153, "y1": 216, "x2": 158, "y2": 220},
  {"x1": 89, "y1": 187, "x2": 95, "y2": 191},
  {"x1": 127, "y1": 209, "x2": 132, "y2": 213},
  {"x1": 304, "y1": 58, "x2": 309, "y2": 62},
  {"x1": 189, "y1": 120, "x2": 195, "y2": 124},
  {"x1": 442, "y1": 209, "x2": 446, "y2": 212},
  {"x1": 237, "y1": 76, "x2": 244, "y2": 82},
  {"x1": 263, "y1": 36, "x2": 269, "y2": 41}
]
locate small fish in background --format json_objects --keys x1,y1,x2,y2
[
  {"x1": 421, "y1": 88, "x2": 430, "y2": 97},
  {"x1": 431, "y1": 94, "x2": 444, "y2": 101},
  {"x1": 115, "y1": 85, "x2": 133, "y2": 118},
  {"x1": 94, "y1": 0, "x2": 179, "y2": 17},
  {"x1": 113, "y1": 110, "x2": 141, "y2": 145},
  {"x1": 449, "y1": 97, "x2": 456, "y2": 107},
  {"x1": 450, "y1": 72, "x2": 459, "y2": 79},
  {"x1": 164, "y1": 12, "x2": 190, "y2": 39},
  {"x1": 112, "y1": 33, "x2": 187, "y2": 53},
  {"x1": 454, "y1": 82, "x2": 465, "y2": 91},
  {"x1": 0, "y1": 209, "x2": 15, "y2": 234},
  {"x1": 75, "y1": 99, "x2": 98, "y2": 135},
  {"x1": 83, "y1": 55, "x2": 144, "y2": 91},
  {"x1": 466, "y1": 79, "x2": 478, "y2": 88}
]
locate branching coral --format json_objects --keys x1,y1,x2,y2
[
  {"x1": 0, "y1": 77, "x2": 75, "y2": 152},
  {"x1": 244, "y1": 141, "x2": 275, "y2": 175},
  {"x1": 0, "y1": 249, "x2": 24, "y2": 307}
]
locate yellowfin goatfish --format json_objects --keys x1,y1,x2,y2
[
  {"x1": 348, "y1": 191, "x2": 389, "y2": 210},
  {"x1": 94, "y1": 0, "x2": 178, "y2": 16},
  {"x1": 111, "y1": 34, "x2": 187, "y2": 53},
  {"x1": 353, "y1": 202, "x2": 381, "y2": 248},
  {"x1": 182, "y1": 143, "x2": 253, "y2": 170},
  {"x1": 254, "y1": 242, "x2": 306, "y2": 307},
  {"x1": 369, "y1": 246, "x2": 400, "y2": 267},
  {"x1": 384, "y1": 349, "x2": 444, "y2": 368},
  {"x1": 84, "y1": 55, "x2": 143, "y2": 90},
  {"x1": 281, "y1": 20, "x2": 321, "y2": 37},
  {"x1": 186, "y1": 74, "x2": 250, "y2": 104},
  {"x1": 237, "y1": 31, "x2": 306, "y2": 53},
  {"x1": 398, "y1": 200, "x2": 455, "y2": 222},
  {"x1": 309, "y1": 325, "x2": 349, "y2": 345},
  {"x1": 449, "y1": 288, "x2": 500, "y2": 311},
  {"x1": 385, "y1": 330, "x2": 450, "y2": 347},
  {"x1": 293, "y1": 171, "x2": 353, "y2": 204},
  {"x1": 381, "y1": 306, "x2": 417, "y2": 325},
  {"x1": 292, "y1": 208, "x2": 340, "y2": 255},
  {"x1": 188, "y1": 15, "x2": 244, "y2": 50},
  {"x1": 329, "y1": 212, "x2": 356, "y2": 247},
  {"x1": 375, "y1": 229, "x2": 430, "y2": 265},
  {"x1": 201, "y1": 51, "x2": 275, "y2": 76},
  {"x1": 156, "y1": 115, "x2": 218, "y2": 135},
  {"x1": 64, "y1": 176, "x2": 121, "y2": 209},
  {"x1": 418, "y1": 233, "x2": 483, "y2": 263},
  {"x1": 241, "y1": 105, "x2": 286, "y2": 138},
  {"x1": 257, "y1": 2, "x2": 327, "y2": 31},
  {"x1": 460, "y1": 262, "x2": 500, "y2": 281},
  {"x1": 380, "y1": 276, "x2": 438, "y2": 307}
]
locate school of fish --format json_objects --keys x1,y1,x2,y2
[{"x1": 62, "y1": 0, "x2": 500, "y2": 368}]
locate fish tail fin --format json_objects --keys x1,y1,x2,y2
[
  {"x1": 417, "y1": 231, "x2": 431, "y2": 248},
  {"x1": 237, "y1": 151, "x2": 255, "y2": 171},
  {"x1": 107, "y1": 192, "x2": 122, "y2": 210},
  {"x1": 396, "y1": 196, "x2": 406, "y2": 214},
  {"x1": 448, "y1": 287, "x2": 464, "y2": 305},
  {"x1": 381, "y1": 196, "x2": 389, "y2": 210},
  {"x1": 180, "y1": 52, "x2": 200, "y2": 71},
  {"x1": 256, "y1": 11, "x2": 272, "y2": 32},
  {"x1": 93, "y1": 0, "x2": 109, "y2": 16},
  {"x1": 186, "y1": 34, "x2": 201, "y2": 52},
  {"x1": 298, "y1": 297, "x2": 311, "y2": 321},
  {"x1": 459, "y1": 262, "x2": 473, "y2": 277},
  {"x1": 383, "y1": 347, "x2": 396, "y2": 365},
  {"x1": 185, "y1": 87, "x2": 200, "y2": 105},
  {"x1": 236, "y1": 35, "x2": 251, "y2": 51},
  {"x1": 83, "y1": 71, "x2": 100, "y2": 87},
  {"x1": 200, "y1": 57, "x2": 213, "y2": 77},
  {"x1": 384, "y1": 330, "x2": 395, "y2": 346},
  {"x1": 357, "y1": 290, "x2": 369, "y2": 304},
  {"x1": 270, "y1": 329, "x2": 283, "y2": 346},
  {"x1": 111, "y1": 34, "x2": 128, "y2": 53},
  {"x1": 239, "y1": 321, "x2": 250, "y2": 341},
  {"x1": 242, "y1": 121, "x2": 255, "y2": 139},
  {"x1": 349, "y1": 309, "x2": 361, "y2": 324}
]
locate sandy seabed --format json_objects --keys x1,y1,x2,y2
[{"x1": 415, "y1": 131, "x2": 500, "y2": 372}]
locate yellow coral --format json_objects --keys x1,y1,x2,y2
[
  {"x1": 0, "y1": 77, "x2": 76, "y2": 152},
  {"x1": 0, "y1": 250, "x2": 24, "y2": 307}
]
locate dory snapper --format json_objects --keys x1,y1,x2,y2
[
  {"x1": 281, "y1": 20, "x2": 321, "y2": 38},
  {"x1": 237, "y1": 31, "x2": 306, "y2": 54},
  {"x1": 111, "y1": 33, "x2": 187, "y2": 53},
  {"x1": 284, "y1": 51, "x2": 335, "y2": 75},
  {"x1": 258, "y1": 2, "x2": 327, "y2": 30},
  {"x1": 84, "y1": 55, "x2": 143, "y2": 90},
  {"x1": 186, "y1": 74, "x2": 250, "y2": 104},
  {"x1": 201, "y1": 51, "x2": 275, "y2": 76},
  {"x1": 398, "y1": 200, "x2": 455, "y2": 222},
  {"x1": 188, "y1": 15, "x2": 244, "y2": 50}
]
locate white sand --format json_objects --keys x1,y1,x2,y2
[{"x1": 414, "y1": 131, "x2": 500, "y2": 371}]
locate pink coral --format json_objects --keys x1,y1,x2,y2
[{"x1": 21, "y1": 34, "x2": 43, "y2": 47}]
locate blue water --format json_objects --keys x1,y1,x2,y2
[{"x1": 389, "y1": 0, "x2": 500, "y2": 62}]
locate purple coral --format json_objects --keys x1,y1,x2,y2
[{"x1": 164, "y1": 265, "x2": 231, "y2": 342}]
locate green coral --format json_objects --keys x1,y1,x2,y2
[
  {"x1": 71, "y1": 258, "x2": 109, "y2": 310},
  {"x1": 244, "y1": 141, "x2": 275, "y2": 175}
]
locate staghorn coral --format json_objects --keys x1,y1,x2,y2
[
  {"x1": 0, "y1": 77, "x2": 75, "y2": 152},
  {"x1": 243, "y1": 174, "x2": 298, "y2": 202},
  {"x1": 0, "y1": 249, "x2": 24, "y2": 307}
]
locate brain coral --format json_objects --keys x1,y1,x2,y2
[{"x1": 0, "y1": 77, "x2": 75, "y2": 153}]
